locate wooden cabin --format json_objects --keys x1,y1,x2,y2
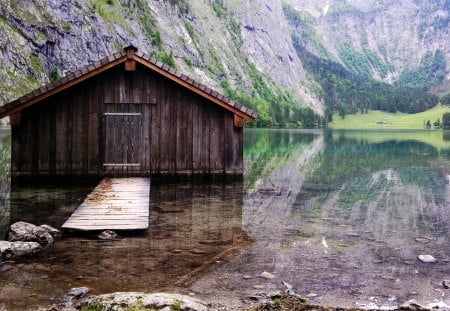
[{"x1": 0, "y1": 46, "x2": 257, "y2": 181}]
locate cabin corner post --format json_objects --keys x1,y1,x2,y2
[
  {"x1": 234, "y1": 114, "x2": 244, "y2": 128},
  {"x1": 10, "y1": 112, "x2": 21, "y2": 126}
]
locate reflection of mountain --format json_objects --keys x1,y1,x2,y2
[
  {"x1": 299, "y1": 132, "x2": 447, "y2": 213},
  {"x1": 191, "y1": 129, "x2": 450, "y2": 308},
  {"x1": 0, "y1": 127, "x2": 10, "y2": 237},
  {"x1": 243, "y1": 130, "x2": 324, "y2": 236},
  {"x1": 244, "y1": 129, "x2": 323, "y2": 192}
]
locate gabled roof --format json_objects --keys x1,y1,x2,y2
[{"x1": 0, "y1": 46, "x2": 257, "y2": 121}]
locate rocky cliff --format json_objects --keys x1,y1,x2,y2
[{"x1": 0, "y1": 0, "x2": 449, "y2": 122}]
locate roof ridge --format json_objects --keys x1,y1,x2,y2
[{"x1": 0, "y1": 47, "x2": 258, "y2": 120}]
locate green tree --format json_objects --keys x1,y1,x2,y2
[
  {"x1": 442, "y1": 113, "x2": 450, "y2": 129},
  {"x1": 433, "y1": 118, "x2": 441, "y2": 128}
]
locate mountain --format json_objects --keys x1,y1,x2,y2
[{"x1": 0, "y1": 0, "x2": 449, "y2": 127}]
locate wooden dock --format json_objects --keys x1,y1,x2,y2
[{"x1": 62, "y1": 177, "x2": 150, "y2": 231}]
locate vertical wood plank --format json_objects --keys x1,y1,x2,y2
[
  {"x1": 142, "y1": 103, "x2": 151, "y2": 173},
  {"x1": 192, "y1": 98, "x2": 200, "y2": 173},
  {"x1": 224, "y1": 112, "x2": 235, "y2": 174},
  {"x1": 160, "y1": 79, "x2": 170, "y2": 172},
  {"x1": 185, "y1": 92, "x2": 193, "y2": 175},
  {"x1": 72, "y1": 87, "x2": 84, "y2": 173},
  {"x1": 48, "y1": 99, "x2": 56, "y2": 174}
]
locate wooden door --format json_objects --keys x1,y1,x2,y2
[{"x1": 103, "y1": 103, "x2": 150, "y2": 176}]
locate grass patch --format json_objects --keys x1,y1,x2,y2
[
  {"x1": 153, "y1": 50, "x2": 176, "y2": 68},
  {"x1": 329, "y1": 105, "x2": 450, "y2": 130},
  {"x1": 29, "y1": 55, "x2": 43, "y2": 73},
  {"x1": 0, "y1": 16, "x2": 20, "y2": 34}
]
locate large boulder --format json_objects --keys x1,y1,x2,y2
[
  {"x1": 7, "y1": 222, "x2": 60, "y2": 245},
  {"x1": 0, "y1": 240, "x2": 42, "y2": 261},
  {"x1": 77, "y1": 292, "x2": 209, "y2": 311}
]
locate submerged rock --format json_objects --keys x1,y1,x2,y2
[
  {"x1": 418, "y1": 254, "x2": 437, "y2": 263},
  {"x1": 7, "y1": 221, "x2": 60, "y2": 245},
  {"x1": 39, "y1": 224, "x2": 62, "y2": 238},
  {"x1": 11, "y1": 241, "x2": 43, "y2": 256},
  {"x1": 77, "y1": 292, "x2": 209, "y2": 311},
  {"x1": 0, "y1": 241, "x2": 15, "y2": 261},
  {"x1": 260, "y1": 271, "x2": 276, "y2": 279},
  {"x1": 98, "y1": 230, "x2": 118, "y2": 240},
  {"x1": 0, "y1": 240, "x2": 42, "y2": 261},
  {"x1": 67, "y1": 287, "x2": 90, "y2": 300},
  {"x1": 400, "y1": 299, "x2": 425, "y2": 310}
]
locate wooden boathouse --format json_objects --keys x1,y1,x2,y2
[{"x1": 0, "y1": 46, "x2": 257, "y2": 180}]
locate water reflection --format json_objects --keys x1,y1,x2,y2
[
  {"x1": 2, "y1": 128, "x2": 450, "y2": 309},
  {"x1": 191, "y1": 129, "x2": 450, "y2": 308},
  {"x1": 0, "y1": 127, "x2": 11, "y2": 237}
]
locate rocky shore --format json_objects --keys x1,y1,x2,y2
[
  {"x1": 0, "y1": 221, "x2": 60, "y2": 261},
  {"x1": 42, "y1": 289, "x2": 448, "y2": 311}
]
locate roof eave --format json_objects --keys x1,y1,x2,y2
[
  {"x1": 0, "y1": 55, "x2": 128, "y2": 119},
  {"x1": 132, "y1": 55, "x2": 256, "y2": 121}
]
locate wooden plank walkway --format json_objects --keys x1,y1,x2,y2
[{"x1": 62, "y1": 177, "x2": 150, "y2": 231}]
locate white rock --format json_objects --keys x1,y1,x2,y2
[
  {"x1": 400, "y1": 299, "x2": 425, "y2": 309},
  {"x1": 418, "y1": 254, "x2": 437, "y2": 263},
  {"x1": 260, "y1": 271, "x2": 276, "y2": 279},
  {"x1": 77, "y1": 292, "x2": 208, "y2": 311},
  {"x1": 8, "y1": 221, "x2": 54, "y2": 245}
]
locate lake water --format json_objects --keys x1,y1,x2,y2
[{"x1": 0, "y1": 128, "x2": 450, "y2": 310}]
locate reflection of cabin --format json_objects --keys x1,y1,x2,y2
[{"x1": 0, "y1": 46, "x2": 257, "y2": 180}]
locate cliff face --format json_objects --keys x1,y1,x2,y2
[{"x1": 0, "y1": 0, "x2": 449, "y2": 115}]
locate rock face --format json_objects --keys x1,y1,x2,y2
[
  {"x1": 7, "y1": 221, "x2": 60, "y2": 245},
  {"x1": 0, "y1": 0, "x2": 449, "y2": 118},
  {"x1": 77, "y1": 292, "x2": 209, "y2": 311}
]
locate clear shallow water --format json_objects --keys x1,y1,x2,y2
[{"x1": 1, "y1": 128, "x2": 450, "y2": 309}]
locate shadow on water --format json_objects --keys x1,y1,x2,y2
[
  {"x1": 1, "y1": 180, "x2": 247, "y2": 310},
  {"x1": 0, "y1": 124, "x2": 248, "y2": 310}
]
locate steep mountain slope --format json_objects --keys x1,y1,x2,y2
[{"x1": 0, "y1": 0, "x2": 449, "y2": 126}]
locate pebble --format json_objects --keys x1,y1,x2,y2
[
  {"x1": 173, "y1": 249, "x2": 182, "y2": 253},
  {"x1": 306, "y1": 293, "x2": 318, "y2": 298},
  {"x1": 243, "y1": 275, "x2": 252, "y2": 280},
  {"x1": 418, "y1": 254, "x2": 437, "y2": 263},
  {"x1": 190, "y1": 248, "x2": 207, "y2": 254},
  {"x1": 415, "y1": 237, "x2": 430, "y2": 243},
  {"x1": 260, "y1": 271, "x2": 276, "y2": 279},
  {"x1": 443, "y1": 280, "x2": 450, "y2": 289},
  {"x1": 254, "y1": 285, "x2": 265, "y2": 289}
]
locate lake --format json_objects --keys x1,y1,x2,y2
[{"x1": 0, "y1": 128, "x2": 449, "y2": 309}]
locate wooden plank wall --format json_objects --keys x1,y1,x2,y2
[{"x1": 12, "y1": 64, "x2": 243, "y2": 177}]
